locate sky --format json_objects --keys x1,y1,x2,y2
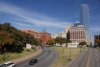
[{"x1": 0, "y1": 0, "x2": 100, "y2": 36}]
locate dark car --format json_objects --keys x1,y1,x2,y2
[{"x1": 29, "y1": 59, "x2": 38, "y2": 65}]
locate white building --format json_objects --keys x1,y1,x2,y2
[
  {"x1": 51, "y1": 34, "x2": 58, "y2": 38},
  {"x1": 62, "y1": 32, "x2": 67, "y2": 38},
  {"x1": 65, "y1": 26, "x2": 72, "y2": 33},
  {"x1": 26, "y1": 44, "x2": 32, "y2": 49},
  {"x1": 67, "y1": 42, "x2": 79, "y2": 48}
]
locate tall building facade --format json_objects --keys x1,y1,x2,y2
[
  {"x1": 80, "y1": 4, "x2": 92, "y2": 45},
  {"x1": 40, "y1": 32, "x2": 52, "y2": 45},
  {"x1": 67, "y1": 25, "x2": 86, "y2": 43},
  {"x1": 80, "y1": 4, "x2": 89, "y2": 25},
  {"x1": 21, "y1": 29, "x2": 52, "y2": 45},
  {"x1": 94, "y1": 34, "x2": 100, "y2": 47}
]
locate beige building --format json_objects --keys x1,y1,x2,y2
[
  {"x1": 65, "y1": 25, "x2": 86, "y2": 47},
  {"x1": 52, "y1": 32, "x2": 67, "y2": 38},
  {"x1": 66, "y1": 25, "x2": 86, "y2": 43},
  {"x1": 61, "y1": 32, "x2": 67, "y2": 38}
]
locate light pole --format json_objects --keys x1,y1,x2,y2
[
  {"x1": 68, "y1": 48, "x2": 71, "y2": 61},
  {"x1": 3, "y1": 49, "x2": 6, "y2": 61},
  {"x1": 80, "y1": 45, "x2": 82, "y2": 53}
]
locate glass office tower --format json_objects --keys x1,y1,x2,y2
[
  {"x1": 80, "y1": 4, "x2": 92, "y2": 45},
  {"x1": 80, "y1": 4, "x2": 89, "y2": 26}
]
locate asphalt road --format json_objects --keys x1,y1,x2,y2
[
  {"x1": 16, "y1": 47, "x2": 57, "y2": 67},
  {"x1": 67, "y1": 48, "x2": 100, "y2": 67}
]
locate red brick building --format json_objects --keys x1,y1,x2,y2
[
  {"x1": 21, "y1": 29, "x2": 40, "y2": 38},
  {"x1": 21, "y1": 29, "x2": 52, "y2": 45},
  {"x1": 40, "y1": 32, "x2": 52, "y2": 45}
]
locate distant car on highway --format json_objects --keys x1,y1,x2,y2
[
  {"x1": 29, "y1": 59, "x2": 38, "y2": 65},
  {"x1": 0, "y1": 61, "x2": 16, "y2": 67}
]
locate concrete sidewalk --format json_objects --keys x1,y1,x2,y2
[{"x1": 13, "y1": 48, "x2": 43, "y2": 64}]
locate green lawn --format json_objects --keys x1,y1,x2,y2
[
  {"x1": 51, "y1": 47, "x2": 83, "y2": 67},
  {"x1": 0, "y1": 48, "x2": 36, "y2": 63},
  {"x1": 97, "y1": 47, "x2": 100, "y2": 51}
]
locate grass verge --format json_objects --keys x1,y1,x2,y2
[
  {"x1": 51, "y1": 47, "x2": 83, "y2": 67},
  {"x1": 0, "y1": 48, "x2": 36, "y2": 63},
  {"x1": 97, "y1": 47, "x2": 100, "y2": 51}
]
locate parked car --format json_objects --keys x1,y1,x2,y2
[
  {"x1": 0, "y1": 64, "x2": 3, "y2": 66},
  {"x1": 0, "y1": 61, "x2": 16, "y2": 67},
  {"x1": 29, "y1": 59, "x2": 38, "y2": 65},
  {"x1": 45, "y1": 45, "x2": 51, "y2": 47}
]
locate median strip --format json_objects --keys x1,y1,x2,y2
[
  {"x1": 51, "y1": 47, "x2": 82, "y2": 67},
  {"x1": 86, "y1": 48, "x2": 92, "y2": 67}
]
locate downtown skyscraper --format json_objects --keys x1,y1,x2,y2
[
  {"x1": 80, "y1": 4, "x2": 92, "y2": 45},
  {"x1": 80, "y1": 4, "x2": 89, "y2": 26}
]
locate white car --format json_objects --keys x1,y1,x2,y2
[
  {"x1": 0, "y1": 61, "x2": 16, "y2": 67},
  {"x1": 0, "y1": 64, "x2": 3, "y2": 66}
]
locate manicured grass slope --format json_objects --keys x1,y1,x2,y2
[
  {"x1": 0, "y1": 48, "x2": 36, "y2": 63},
  {"x1": 52, "y1": 47, "x2": 82, "y2": 67}
]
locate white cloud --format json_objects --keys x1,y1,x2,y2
[
  {"x1": 14, "y1": 22, "x2": 31, "y2": 27},
  {"x1": 0, "y1": 1, "x2": 72, "y2": 29},
  {"x1": 90, "y1": 26, "x2": 100, "y2": 32}
]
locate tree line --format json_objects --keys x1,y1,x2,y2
[
  {"x1": 46, "y1": 37, "x2": 71, "y2": 46},
  {"x1": 46, "y1": 37, "x2": 87, "y2": 47},
  {"x1": 0, "y1": 23, "x2": 39, "y2": 53}
]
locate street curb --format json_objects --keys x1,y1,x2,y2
[
  {"x1": 13, "y1": 48, "x2": 43, "y2": 64},
  {"x1": 49, "y1": 48, "x2": 58, "y2": 67}
]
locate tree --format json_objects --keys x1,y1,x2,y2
[
  {"x1": 38, "y1": 39, "x2": 42, "y2": 46},
  {"x1": 95, "y1": 39, "x2": 100, "y2": 47},
  {"x1": 55, "y1": 37, "x2": 70, "y2": 45},
  {"x1": 67, "y1": 30, "x2": 70, "y2": 40},
  {"x1": 79, "y1": 41, "x2": 87, "y2": 47},
  {"x1": 46, "y1": 39, "x2": 55, "y2": 46},
  {"x1": 0, "y1": 31, "x2": 15, "y2": 53},
  {"x1": 55, "y1": 37, "x2": 63, "y2": 45},
  {"x1": 0, "y1": 23, "x2": 37, "y2": 53}
]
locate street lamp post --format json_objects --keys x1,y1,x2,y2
[{"x1": 68, "y1": 48, "x2": 72, "y2": 60}]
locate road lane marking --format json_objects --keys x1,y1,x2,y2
[{"x1": 86, "y1": 49, "x2": 92, "y2": 67}]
